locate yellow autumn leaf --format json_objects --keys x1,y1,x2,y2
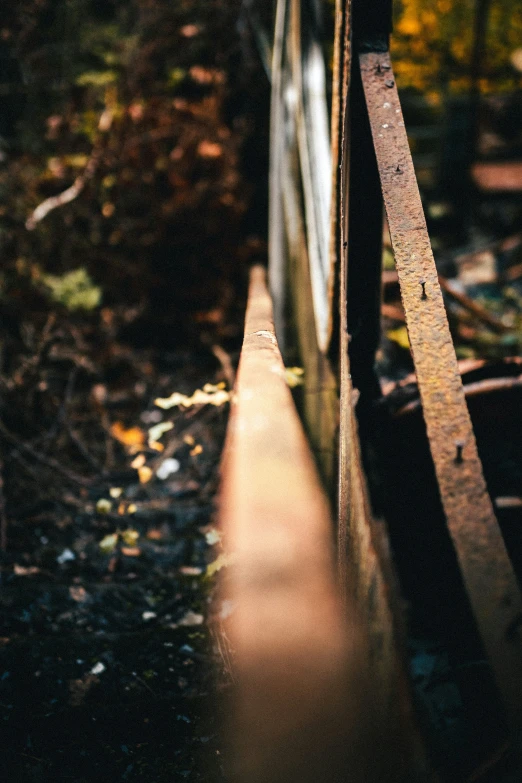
[
  {"x1": 387, "y1": 326, "x2": 410, "y2": 350},
  {"x1": 96, "y1": 498, "x2": 112, "y2": 514},
  {"x1": 63, "y1": 153, "x2": 89, "y2": 168},
  {"x1": 138, "y1": 466, "x2": 153, "y2": 484},
  {"x1": 122, "y1": 528, "x2": 139, "y2": 546},
  {"x1": 284, "y1": 367, "x2": 304, "y2": 388},
  {"x1": 110, "y1": 422, "x2": 145, "y2": 448},
  {"x1": 206, "y1": 552, "x2": 237, "y2": 578},
  {"x1": 396, "y1": 15, "x2": 421, "y2": 37},
  {"x1": 155, "y1": 387, "x2": 230, "y2": 410}
]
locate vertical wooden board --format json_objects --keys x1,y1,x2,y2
[
  {"x1": 290, "y1": 0, "x2": 332, "y2": 351},
  {"x1": 269, "y1": 0, "x2": 337, "y2": 489},
  {"x1": 268, "y1": 0, "x2": 288, "y2": 348},
  {"x1": 287, "y1": 217, "x2": 338, "y2": 492}
]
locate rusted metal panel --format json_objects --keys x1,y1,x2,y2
[
  {"x1": 331, "y1": 7, "x2": 432, "y2": 777},
  {"x1": 218, "y1": 265, "x2": 382, "y2": 783},
  {"x1": 360, "y1": 50, "x2": 522, "y2": 723}
]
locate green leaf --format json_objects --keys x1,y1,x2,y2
[
  {"x1": 382, "y1": 246, "x2": 396, "y2": 270},
  {"x1": 168, "y1": 68, "x2": 187, "y2": 88},
  {"x1": 42, "y1": 268, "x2": 102, "y2": 311},
  {"x1": 285, "y1": 367, "x2": 304, "y2": 387}
]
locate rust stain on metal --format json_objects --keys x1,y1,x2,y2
[
  {"x1": 361, "y1": 51, "x2": 522, "y2": 722},
  {"x1": 218, "y1": 265, "x2": 382, "y2": 783}
]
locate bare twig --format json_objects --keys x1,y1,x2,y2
[
  {"x1": 456, "y1": 232, "x2": 522, "y2": 265},
  {"x1": 384, "y1": 269, "x2": 509, "y2": 333},
  {"x1": 395, "y1": 375, "x2": 522, "y2": 417},
  {"x1": 438, "y1": 275, "x2": 509, "y2": 333},
  {"x1": 100, "y1": 409, "x2": 115, "y2": 471},
  {"x1": 133, "y1": 673, "x2": 157, "y2": 698},
  {"x1": 0, "y1": 420, "x2": 92, "y2": 487},
  {"x1": 0, "y1": 459, "x2": 7, "y2": 552},
  {"x1": 66, "y1": 422, "x2": 105, "y2": 473},
  {"x1": 26, "y1": 179, "x2": 89, "y2": 230},
  {"x1": 26, "y1": 108, "x2": 113, "y2": 230},
  {"x1": 38, "y1": 367, "x2": 79, "y2": 445},
  {"x1": 211, "y1": 344, "x2": 236, "y2": 388}
]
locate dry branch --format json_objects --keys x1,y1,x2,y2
[{"x1": 26, "y1": 108, "x2": 113, "y2": 230}]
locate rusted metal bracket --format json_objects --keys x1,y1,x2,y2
[{"x1": 360, "y1": 50, "x2": 522, "y2": 724}]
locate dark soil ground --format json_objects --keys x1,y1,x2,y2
[
  {"x1": 0, "y1": 344, "x2": 235, "y2": 783},
  {"x1": 0, "y1": 2, "x2": 264, "y2": 779}
]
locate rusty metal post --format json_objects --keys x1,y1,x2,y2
[{"x1": 360, "y1": 48, "x2": 522, "y2": 727}]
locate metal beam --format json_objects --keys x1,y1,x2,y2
[
  {"x1": 361, "y1": 49, "x2": 522, "y2": 725},
  {"x1": 218, "y1": 265, "x2": 382, "y2": 783}
]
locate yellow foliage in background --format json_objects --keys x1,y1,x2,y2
[{"x1": 392, "y1": 0, "x2": 522, "y2": 95}]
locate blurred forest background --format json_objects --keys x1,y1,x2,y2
[
  {"x1": 0, "y1": 1, "x2": 521, "y2": 781},
  {"x1": 0, "y1": 0, "x2": 521, "y2": 387}
]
